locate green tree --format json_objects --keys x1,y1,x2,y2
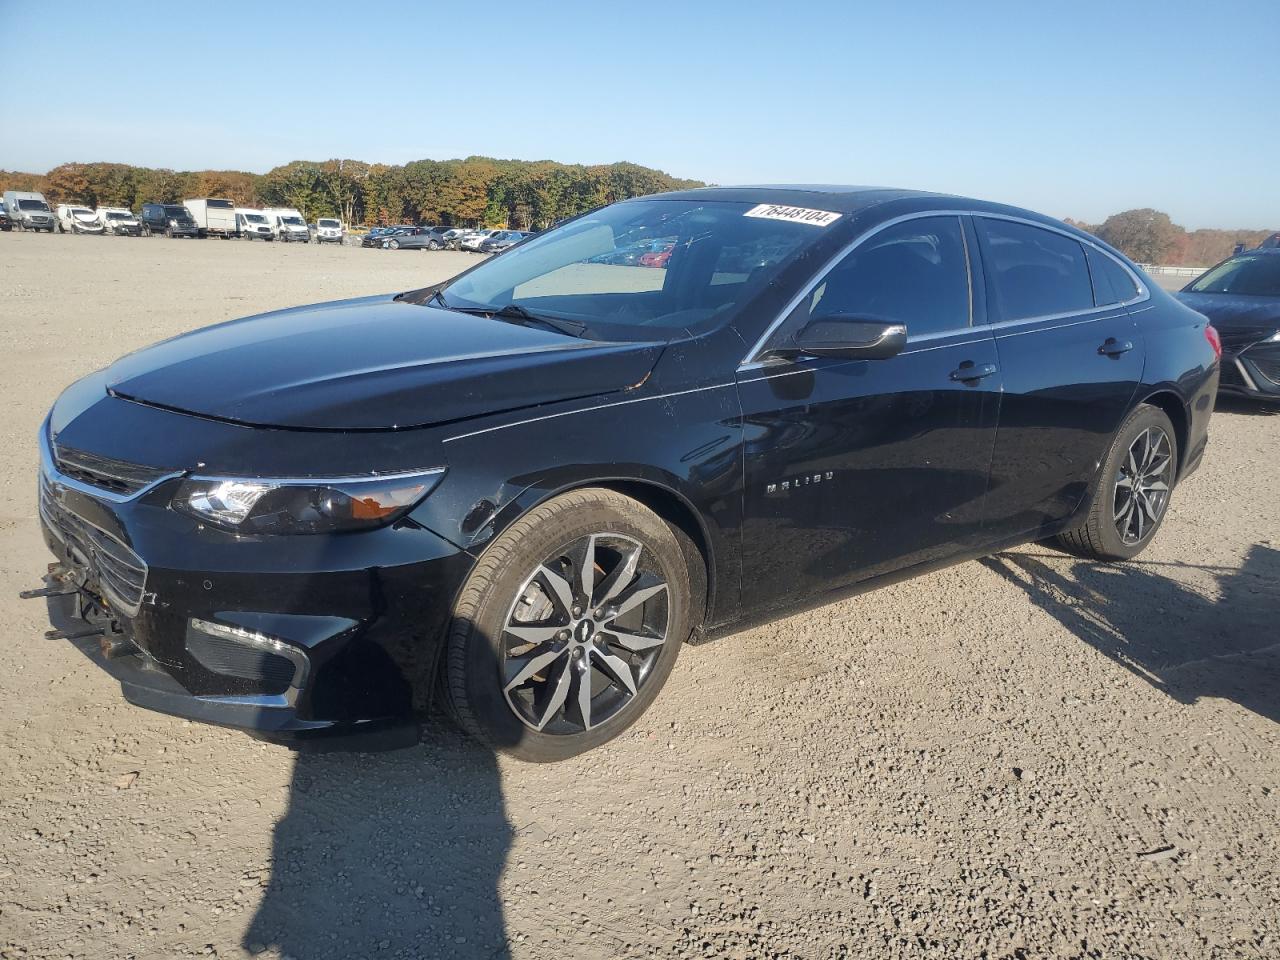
[{"x1": 1097, "y1": 209, "x2": 1183, "y2": 265}]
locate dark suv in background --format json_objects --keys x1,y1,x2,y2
[{"x1": 140, "y1": 203, "x2": 198, "y2": 238}]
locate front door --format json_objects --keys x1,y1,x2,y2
[{"x1": 737, "y1": 215, "x2": 1002, "y2": 616}]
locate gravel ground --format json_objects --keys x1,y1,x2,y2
[{"x1": 1, "y1": 233, "x2": 1277, "y2": 960}]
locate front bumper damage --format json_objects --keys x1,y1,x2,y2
[{"x1": 25, "y1": 419, "x2": 473, "y2": 750}]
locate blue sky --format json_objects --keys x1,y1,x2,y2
[{"x1": 2, "y1": 0, "x2": 1276, "y2": 229}]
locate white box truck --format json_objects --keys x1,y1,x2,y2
[
  {"x1": 262, "y1": 207, "x2": 310, "y2": 243},
  {"x1": 183, "y1": 197, "x2": 237, "y2": 238}
]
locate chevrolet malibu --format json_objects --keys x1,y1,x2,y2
[{"x1": 31, "y1": 186, "x2": 1220, "y2": 761}]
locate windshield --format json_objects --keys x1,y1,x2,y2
[
  {"x1": 281, "y1": 216, "x2": 305, "y2": 226},
  {"x1": 318, "y1": 219, "x2": 340, "y2": 227},
  {"x1": 163, "y1": 205, "x2": 189, "y2": 218},
  {"x1": 18, "y1": 199, "x2": 49, "y2": 211},
  {"x1": 1188, "y1": 255, "x2": 1280, "y2": 297},
  {"x1": 441, "y1": 199, "x2": 825, "y2": 338},
  {"x1": 105, "y1": 212, "x2": 131, "y2": 220},
  {"x1": 205, "y1": 199, "x2": 233, "y2": 208},
  {"x1": 245, "y1": 214, "x2": 266, "y2": 224},
  {"x1": 72, "y1": 208, "x2": 94, "y2": 216}
]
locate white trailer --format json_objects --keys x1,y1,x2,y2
[{"x1": 183, "y1": 197, "x2": 237, "y2": 238}]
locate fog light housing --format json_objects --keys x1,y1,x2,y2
[{"x1": 187, "y1": 618, "x2": 309, "y2": 697}]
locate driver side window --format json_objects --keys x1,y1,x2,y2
[{"x1": 791, "y1": 215, "x2": 972, "y2": 340}]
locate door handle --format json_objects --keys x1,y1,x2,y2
[
  {"x1": 950, "y1": 361, "x2": 998, "y2": 383},
  {"x1": 1099, "y1": 338, "x2": 1134, "y2": 356}
]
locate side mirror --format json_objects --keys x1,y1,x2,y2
[{"x1": 774, "y1": 314, "x2": 908, "y2": 361}]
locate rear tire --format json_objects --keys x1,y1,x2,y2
[
  {"x1": 445, "y1": 488, "x2": 696, "y2": 762},
  {"x1": 1054, "y1": 404, "x2": 1178, "y2": 561}
]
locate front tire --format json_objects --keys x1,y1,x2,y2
[
  {"x1": 1054, "y1": 404, "x2": 1178, "y2": 561},
  {"x1": 445, "y1": 488, "x2": 695, "y2": 762}
]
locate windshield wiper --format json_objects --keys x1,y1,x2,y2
[{"x1": 488, "y1": 303, "x2": 587, "y2": 337}]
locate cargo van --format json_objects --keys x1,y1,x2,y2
[
  {"x1": 56, "y1": 204, "x2": 105, "y2": 235},
  {"x1": 314, "y1": 217, "x2": 344, "y2": 244},
  {"x1": 262, "y1": 207, "x2": 310, "y2": 242},
  {"x1": 96, "y1": 207, "x2": 142, "y2": 236},
  {"x1": 184, "y1": 197, "x2": 237, "y2": 238},
  {"x1": 3, "y1": 190, "x2": 55, "y2": 231},
  {"x1": 235, "y1": 208, "x2": 274, "y2": 241}
]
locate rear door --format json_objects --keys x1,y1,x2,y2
[
  {"x1": 737, "y1": 214, "x2": 1002, "y2": 614},
  {"x1": 975, "y1": 217, "x2": 1145, "y2": 540}
]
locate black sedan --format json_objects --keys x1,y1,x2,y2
[
  {"x1": 1176, "y1": 246, "x2": 1280, "y2": 402},
  {"x1": 383, "y1": 226, "x2": 454, "y2": 250},
  {"x1": 30, "y1": 186, "x2": 1219, "y2": 761}
]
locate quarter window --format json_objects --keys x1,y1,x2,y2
[
  {"x1": 1086, "y1": 246, "x2": 1140, "y2": 306},
  {"x1": 791, "y1": 216, "x2": 971, "y2": 338},
  {"x1": 978, "y1": 219, "x2": 1094, "y2": 321}
]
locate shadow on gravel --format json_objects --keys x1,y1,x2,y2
[
  {"x1": 245, "y1": 619, "x2": 517, "y2": 960},
  {"x1": 982, "y1": 543, "x2": 1280, "y2": 725},
  {"x1": 243, "y1": 719, "x2": 513, "y2": 960}
]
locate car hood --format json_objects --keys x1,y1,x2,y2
[
  {"x1": 1175, "y1": 291, "x2": 1280, "y2": 329},
  {"x1": 103, "y1": 294, "x2": 664, "y2": 431},
  {"x1": 1175, "y1": 292, "x2": 1280, "y2": 351}
]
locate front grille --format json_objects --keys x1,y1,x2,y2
[
  {"x1": 1248, "y1": 351, "x2": 1280, "y2": 385},
  {"x1": 1217, "y1": 325, "x2": 1278, "y2": 351},
  {"x1": 1219, "y1": 360, "x2": 1248, "y2": 388},
  {"x1": 53, "y1": 442, "x2": 172, "y2": 497},
  {"x1": 39, "y1": 475, "x2": 148, "y2": 614}
]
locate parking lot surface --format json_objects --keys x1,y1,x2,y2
[{"x1": 1, "y1": 233, "x2": 1277, "y2": 960}]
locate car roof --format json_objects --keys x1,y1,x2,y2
[{"x1": 635, "y1": 183, "x2": 1072, "y2": 223}]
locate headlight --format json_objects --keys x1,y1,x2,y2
[{"x1": 173, "y1": 469, "x2": 445, "y2": 535}]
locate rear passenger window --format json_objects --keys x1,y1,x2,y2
[
  {"x1": 797, "y1": 216, "x2": 971, "y2": 338},
  {"x1": 1086, "y1": 247, "x2": 1140, "y2": 305},
  {"x1": 978, "y1": 219, "x2": 1094, "y2": 321}
]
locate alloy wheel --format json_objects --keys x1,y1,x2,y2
[
  {"x1": 1114, "y1": 426, "x2": 1173, "y2": 543},
  {"x1": 501, "y1": 533, "x2": 669, "y2": 734}
]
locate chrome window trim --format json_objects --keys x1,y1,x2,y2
[
  {"x1": 740, "y1": 209, "x2": 1150, "y2": 369},
  {"x1": 39, "y1": 419, "x2": 182, "y2": 505}
]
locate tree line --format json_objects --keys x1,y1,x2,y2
[
  {"x1": 2, "y1": 160, "x2": 1270, "y2": 264},
  {"x1": 0, "y1": 157, "x2": 703, "y2": 230},
  {"x1": 1065, "y1": 208, "x2": 1273, "y2": 268}
]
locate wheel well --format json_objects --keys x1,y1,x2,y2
[
  {"x1": 591, "y1": 480, "x2": 713, "y2": 634},
  {"x1": 1140, "y1": 391, "x2": 1189, "y2": 477}
]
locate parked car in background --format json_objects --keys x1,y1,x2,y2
[
  {"x1": 235, "y1": 209, "x2": 274, "y2": 241},
  {"x1": 363, "y1": 226, "x2": 411, "y2": 248},
  {"x1": 29, "y1": 185, "x2": 1219, "y2": 760},
  {"x1": 55, "y1": 204, "x2": 105, "y2": 235},
  {"x1": 460, "y1": 228, "x2": 500, "y2": 252},
  {"x1": 140, "y1": 203, "x2": 198, "y2": 238},
  {"x1": 0, "y1": 200, "x2": 11, "y2": 231},
  {"x1": 96, "y1": 207, "x2": 142, "y2": 236},
  {"x1": 442, "y1": 228, "x2": 469, "y2": 249},
  {"x1": 479, "y1": 230, "x2": 530, "y2": 254},
  {"x1": 3, "y1": 190, "x2": 55, "y2": 231},
  {"x1": 263, "y1": 208, "x2": 310, "y2": 242},
  {"x1": 313, "y1": 217, "x2": 344, "y2": 244},
  {"x1": 383, "y1": 226, "x2": 455, "y2": 250},
  {"x1": 1176, "y1": 245, "x2": 1280, "y2": 403},
  {"x1": 184, "y1": 198, "x2": 237, "y2": 238}
]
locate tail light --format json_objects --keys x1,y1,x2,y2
[{"x1": 1204, "y1": 324, "x2": 1221, "y2": 360}]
